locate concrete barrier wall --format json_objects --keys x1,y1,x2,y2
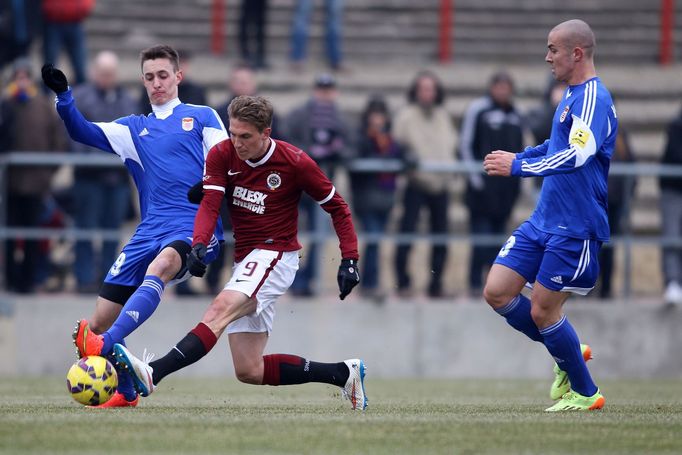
[{"x1": 1, "y1": 295, "x2": 681, "y2": 379}]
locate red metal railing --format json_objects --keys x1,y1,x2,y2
[
  {"x1": 439, "y1": 0, "x2": 453, "y2": 63},
  {"x1": 211, "y1": 0, "x2": 225, "y2": 55},
  {"x1": 660, "y1": 0, "x2": 675, "y2": 65}
]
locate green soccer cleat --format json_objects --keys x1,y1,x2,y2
[
  {"x1": 545, "y1": 389, "x2": 605, "y2": 412},
  {"x1": 550, "y1": 344, "x2": 593, "y2": 400}
]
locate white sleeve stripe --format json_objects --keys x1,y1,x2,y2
[
  {"x1": 521, "y1": 150, "x2": 576, "y2": 174},
  {"x1": 589, "y1": 81, "x2": 597, "y2": 127},
  {"x1": 202, "y1": 126, "x2": 228, "y2": 157},
  {"x1": 580, "y1": 81, "x2": 597, "y2": 128},
  {"x1": 607, "y1": 117, "x2": 612, "y2": 136},
  {"x1": 580, "y1": 84, "x2": 588, "y2": 120},
  {"x1": 580, "y1": 81, "x2": 589, "y2": 126},
  {"x1": 585, "y1": 81, "x2": 597, "y2": 126},
  {"x1": 521, "y1": 147, "x2": 573, "y2": 171},
  {"x1": 317, "y1": 186, "x2": 336, "y2": 205},
  {"x1": 210, "y1": 107, "x2": 227, "y2": 132},
  {"x1": 203, "y1": 185, "x2": 226, "y2": 193},
  {"x1": 520, "y1": 147, "x2": 575, "y2": 173},
  {"x1": 94, "y1": 122, "x2": 144, "y2": 169},
  {"x1": 580, "y1": 81, "x2": 593, "y2": 124}
]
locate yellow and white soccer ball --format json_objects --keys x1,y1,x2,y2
[{"x1": 66, "y1": 355, "x2": 118, "y2": 406}]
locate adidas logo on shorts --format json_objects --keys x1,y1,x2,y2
[{"x1": 550, "y1": 276, "x2": 563, "y2": 284}]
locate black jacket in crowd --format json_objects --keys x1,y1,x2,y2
[{"x1": 460, "y1": 96, "x2": 524, "y2": 220}]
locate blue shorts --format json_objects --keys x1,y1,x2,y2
[
  {"x1": 494, "y1": 221, "x2": 602, "y2": 295},
  {"x1": 104, "y1": 229, "x2": 221, "y2": 288}
]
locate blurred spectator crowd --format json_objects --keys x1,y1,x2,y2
[{"x1": 0, "y1": 1, "x2": 680, "y2": 305}]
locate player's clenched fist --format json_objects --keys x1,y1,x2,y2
[
  {"x1": 187, "y1": 243, "x2": 208, "y2": 277},
  {"x1": 483, "y1": 150, "x2": 515, "y2": 176},
  {"x1": 41, "y1": 64, "x2": 69, "y2": 94},
  {"x1": 337, "y1": 259, "x2": 360, "y2": 300}
]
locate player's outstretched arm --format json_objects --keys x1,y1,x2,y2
[
  {"x1": 514, "y1": 93, "x2": 616, "y2": 177},
  {"x1": 42, "y1": 64, "x2": 115, "y2": 153},
  {"x1": 298, "y1": 153, "x2": 360, "y2": 299},
  {"x1": 191, "y1": 144, "x2": 228, "y2": 267}
]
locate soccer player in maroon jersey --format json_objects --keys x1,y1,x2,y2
[{"x1": 114, "y1": 95, "x2": 367, "y2": 410}]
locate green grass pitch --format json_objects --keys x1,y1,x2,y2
[{"x1": 1, "y1": 377, "x2": 681, "y2": 454}]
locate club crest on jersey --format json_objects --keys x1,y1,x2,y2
[
  {"x1": 182, "y1": 117, "x2": 194, "y2": 131},
  {"x1": 559, "y1": 106, "x2": 570, "y2": 123},
  {"x1": 266, "y1": 173, "x2": 282, "y2": 190}
]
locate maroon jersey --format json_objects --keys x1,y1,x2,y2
[{"x1": 194, "y1": 138, "x2": 359, "y2": 262}]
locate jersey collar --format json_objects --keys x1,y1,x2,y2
[
  {"x1": 246, "y1": 138, "x2": 276, "y2": 167},
  {"x1": 151, "y1": 97, "x2": 181, "y2": 119},
  {"x1": 569, "y1": 76, "x2": 599, "y2": 89}
]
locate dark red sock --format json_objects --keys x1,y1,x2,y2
[
  {"x1": 262, "y1": 354, "x2": 303, "y2": 385},
  {"x1": 261, "y1": 354, "x2": 349, "y2": 387},
  {"x1": 190, "y1": 322, "x2": 218, "y2": 352},
  {"x1": 149, "y1": 322, "x2": 217, "y2": 385}
]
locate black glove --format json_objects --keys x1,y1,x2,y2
[
  {"x1": 187, "y1": 243, "x2": 208, "y2": 277},
  {"x1": 337, "y1": 258, "x2": 360, "y2": 300},
  {"x1": 41, "y1": 64, "x2": 69, "y2": 94},
  {"x1": 187, "y1": 180, "x2": 204, "y2": 204}
]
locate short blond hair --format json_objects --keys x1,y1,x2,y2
[{"x1": 228, "y1": 95, "x2": 273, "y2": 132}]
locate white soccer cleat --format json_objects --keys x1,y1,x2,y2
[
  {"x1": 113, "y1": 344, "x2": 156, "y2": 397},
  {"x1": 341, "y1": 359, "x2": 368, "y2": 411}
]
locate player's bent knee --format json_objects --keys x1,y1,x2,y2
[
  {"x1": 209, "y1": 294, "x2": 232, "y2": 317},
  {"x1": 483, "y1": 285, "x2": 508, "y2": 309},
  {"x1": 201, "y1": 294, "x2": 238, "y2": 336},
  {"x1": 234, "y1": 366, "x2": 261, "y2": 384},
  {"x1": 529, "y1": 302, "x2": 556, "y2": 329},
  {"x1": 147, "y1": 253, "x2": 182, "y2": 282}
]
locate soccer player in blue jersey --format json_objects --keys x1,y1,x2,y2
[
  {"x1": 482, "y1": 19, "x2": 616, "y2": 412},
  {"x1": 42, "y1": 45, "x2": 227, "y2": 407}
]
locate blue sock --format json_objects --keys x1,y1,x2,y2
[
  {"x1": 495, "y1": 294, "x2": 543, "y2": 343},
  {"x1": 101, "y1": 275, "x2": 165, "y2": 355},
  {"x1": 106, "y1": 341, "x2": 137, "y2": 401},
  {"x1": 540, "y1": 315, "x2": 598, "y2": 397}
]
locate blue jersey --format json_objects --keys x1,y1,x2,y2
[
  {"x1": 55, "y1": 91, "x2": 227, "y2": 238},
  {"x1": 511, "y1": 77, "x2": 617, "y2": 241}
]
